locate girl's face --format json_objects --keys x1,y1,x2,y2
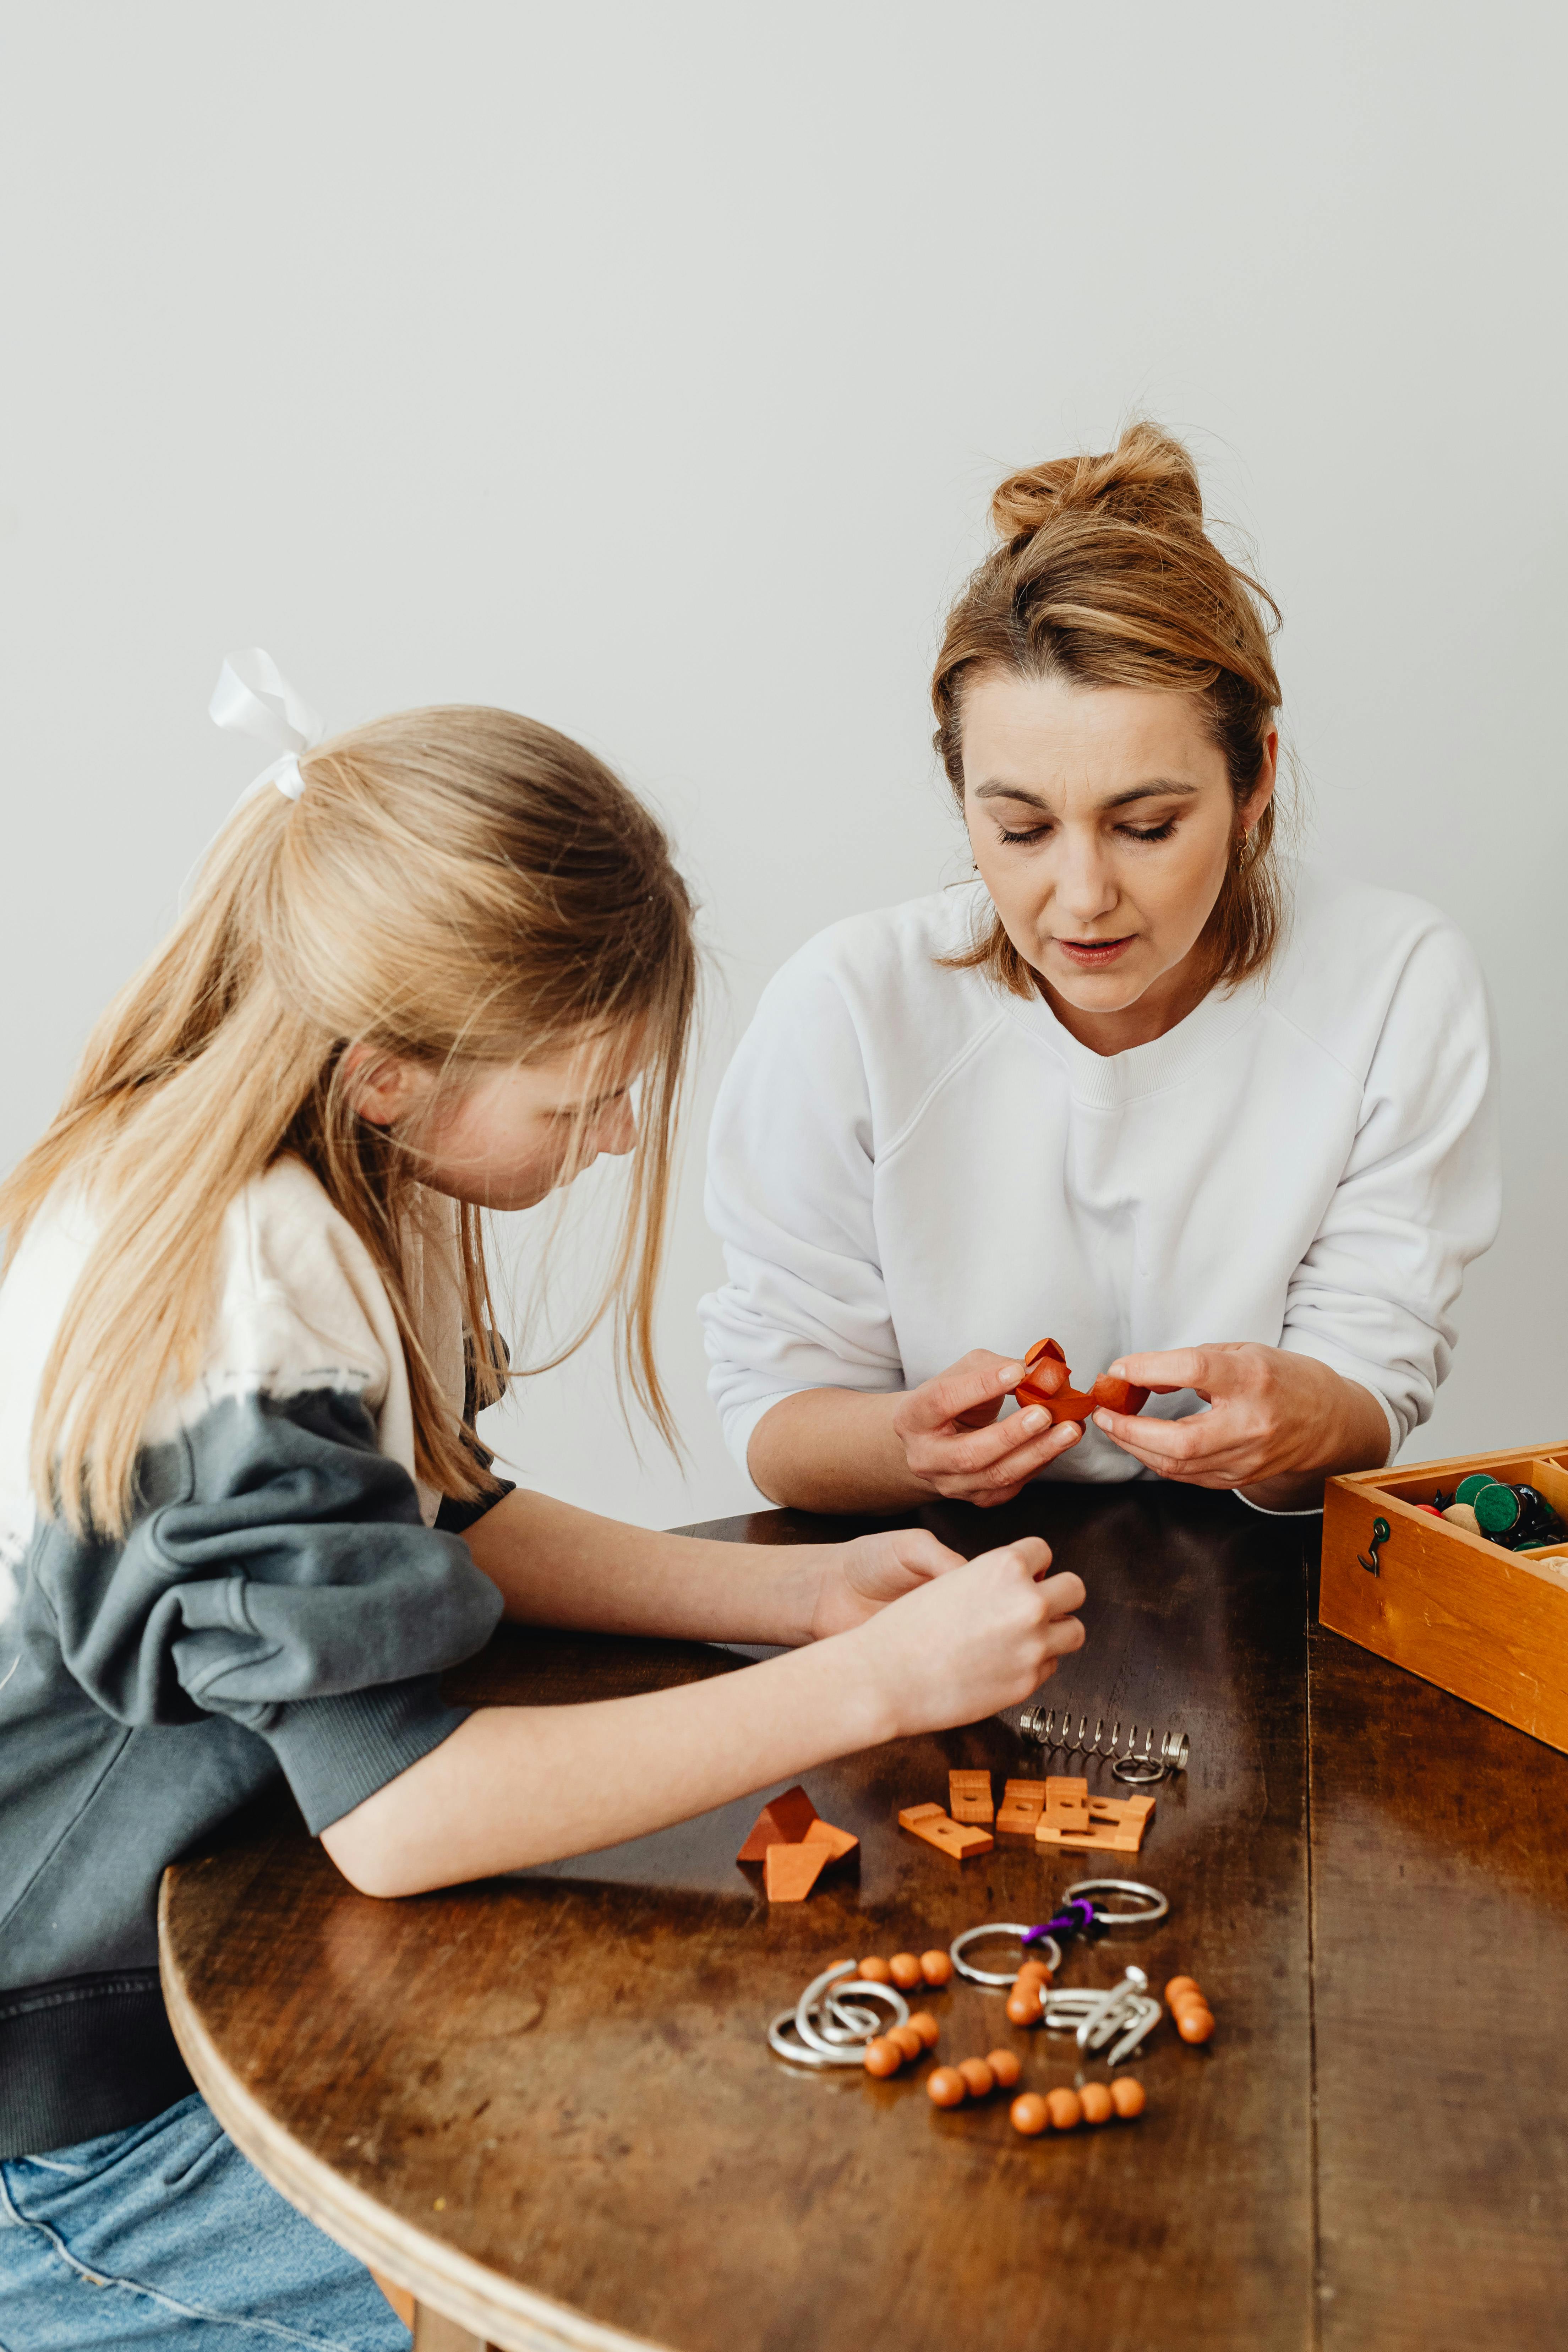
[
  {"x1": 960, "y1": 669, "x2": 1276, "y2": 1039},
  {"x1": 350, "y1": 1034, "x2": 641, "y2": 1211}
]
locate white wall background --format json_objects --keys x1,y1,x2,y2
[{"x1": 2, "y1": 2, "x2": 1563, "y2": 1529}]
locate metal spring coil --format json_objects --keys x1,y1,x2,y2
[{"x1": 1017, "y1": 1708, "x2": 1189, "y2": 1775}]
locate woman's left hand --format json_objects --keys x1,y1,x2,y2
[
  {"x1": 1089, "y1": 1343, "x2": 1391, "y2": 1506},
  {"x1": 807, "y1": 1526, "x2": 970, "y2": 1639}
]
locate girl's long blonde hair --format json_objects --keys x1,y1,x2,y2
[{"x1": 1, "y1": 706, "x2": 698, "y2": 1535}]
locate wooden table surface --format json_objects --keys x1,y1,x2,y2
[{"x1": 158, "y1": 1484, "x2": 1568, "y2": 2352}]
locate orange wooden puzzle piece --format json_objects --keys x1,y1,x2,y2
[
  {"x1": 1014, "y1": 1337, "x2": 1150, "y2": 1424},
  {"x1": 996, "y1": 1778, "x2": 1047, "y2": 1834},
  {"x1": 898, "y1": 1803, "x2": 993, "y2": 1861},
  {"x1": 802, "y1": 1817, "x2": 859, "y2": 1861},
  {"x1": 1033, "y1": 1786, "x2": 1154, "y2": 1855},
  {"x1": 947, "y1": 1770, "x2": 994, "y2": 1824},
  {"x1": 764, "y1": 1843, "x2": 830, "y2": 1902},
  {"x1": 736, "y1": 1783, "x2": 820, "y2": 1861},
  {"x1": 1044, "y1": 1774, "x2": 1091, "y2": 1828}
]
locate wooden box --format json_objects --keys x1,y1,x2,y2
[{"x1": 1321, "y1": 1444, "x2": 1568, "y2": 1754}]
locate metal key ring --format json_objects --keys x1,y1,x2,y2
[
  {"x1": 1062, "y1": 1877, "x2": 1169, "y2": 1926},
  {"x1": 949, "y1": 1922, "x2": 1064, "y2": 1986},
  {"x1": 769, "y1": 2010, "x2": 865, "y2": 2067},
  {"x1": 794, "y1": 1963, "x2": 909, "y2": 2058},
  {"x1": 1111, "y1": 1755, "x2": 1166, "y2": 1785}
]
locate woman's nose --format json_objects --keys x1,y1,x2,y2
[{"x1": 1053, "y1": 833, "x2": 1119, "y2": 923}]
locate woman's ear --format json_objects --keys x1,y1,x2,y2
[
  {"x1": 1242, "y1": 727, "x2": 1280, "y2": 835},
  {"x1": 342, "y1": 1044, "x2": 429, "y2": 1128}
]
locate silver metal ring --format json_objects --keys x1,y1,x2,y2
[
  {"x1": 949, "y1": 1922, "x2": 1063, "y2": 1986},
  {"x1": 768, "y1": 2009, "x2": 864, "y2": 2067},
  {"x1": 1062, "y1": 1877, "x2": 1169, "y2": 1926},
  {"x1": 1111, "y1": 1755, "x2": 1166, "y2": 1784},
  {"x1": 792, "y1": 1962, "x2": 909, "y2": 2059}
]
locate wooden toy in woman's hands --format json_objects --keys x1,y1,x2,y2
[{"x1": 1014, "y1": 1337, "x2": 1150, "y2": 1423}]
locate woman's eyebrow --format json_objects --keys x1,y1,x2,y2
[{"x1": 972, "y1": 778, "x2": 1201, "y2": 811}]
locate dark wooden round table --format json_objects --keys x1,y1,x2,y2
[{"x1": 158, "y1": 1485, "x2": 1568, "y2": 2352}]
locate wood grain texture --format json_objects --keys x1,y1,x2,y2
[
  {"x1": 160, "y1": 1484, "x2": 1316, "y2": 2352},
  {"x1": 1309, "y1": 1617, "x2": 1568, "y2": 2349}
]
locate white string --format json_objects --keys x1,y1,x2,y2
[{"x1": 209, "y1": 648, "x2": 325, "y2": 803}]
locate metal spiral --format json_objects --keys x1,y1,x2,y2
[{"x1": 1017, "y1": 1707, "x2": 1189, "y2": 1779}]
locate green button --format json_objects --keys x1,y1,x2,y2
[
  {"x1": 1456, "y1": 1472, "x2": 1496, "y2": 1506},
  {"x1": 1475, "y1": 1484, "x2": 1522, "y2": 1535}
]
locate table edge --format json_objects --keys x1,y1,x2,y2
[{"x1": 157, "y1": 1869, "x2": 672, "y2": 2352}]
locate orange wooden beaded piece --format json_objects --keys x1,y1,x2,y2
[
  {"x1": 888, "y1": 1953, "x2": 924, "y2": 1991},
  {"x1": 1005, "y1": 1983, "x2": 1044, "y2": 2026},
  {"x1": 1016, "y1": 1957, "x2": 1052, "y2": 1983},
  {"x1": 1078, "y1": 2081, "x2": 1114, "y2": 2124},
  {"x1": 1010, "y1": 2092, "x2": 1050, "y2": 2136},
  {"x1": 985, "y1": 2048, "x2": 1023, "y2": 2089},
  {"x1": 957, "y1": 2058, "x2": 995, "y2": 2099},
  {"x1": 1165, "y1": 1975, "x2": 1202, "y2": 2005},
  {"x1": 1175, "y1": 2003, "x2": 1215, "y2": 2044},
  {"x1": 920, "y1": 1950, "x2": 954, "y2": 1987},
  {"x1": 862, "y1": 2036, "x2": 902, "y2": 2077},
  {"x1": 907, "y1": 2010, "x2": 941, "y2": 2049},
  {"x1": 1045, "y1": 2087, "x2": 1083, "y2": 2131},
  {"x1": 857, "y1": 1957, "x2": 893, "y2": 1984},
  {"x1": 927, "y1": 2065, "x2": 968, "y2": 2108},
  {"x1": 888, "y1": 2023, "x2": 925, "y2": 2063},
  {"x1": 1110, "y1": 2075, "x2": 1147, "y2": 2117}
]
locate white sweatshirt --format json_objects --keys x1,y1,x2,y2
[{"x1": 700, "y1": 869, "x2": 1500, "y2": 1488}]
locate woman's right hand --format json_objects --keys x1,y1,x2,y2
[
  {"x1": 850, "y1": 1537, "x2": 1086, "y2": 1737},
  {"x1": 889, "y1": 1350, "x2": 1083, "y2": 1505}
]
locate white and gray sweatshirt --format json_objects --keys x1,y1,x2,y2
[
  {"x1": 701, "y1": 867, "x2": 1501, "y2": 1485},
  {"x1": 0, "y1": 1158, "x2": 507, "y2": 2157}
]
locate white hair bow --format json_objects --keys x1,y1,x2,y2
[{"x1": 209, "y1": 648, "x2": 325, "y2": 803}]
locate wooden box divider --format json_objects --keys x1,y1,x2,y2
[{"x1": 1321, "y1": 1441, "x2": 1568, "y2": 1754}]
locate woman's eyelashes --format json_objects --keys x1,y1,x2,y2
[{"x1": 993, "y1": 816, "x2": 1182, "y2": 847}]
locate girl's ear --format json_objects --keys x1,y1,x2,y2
[{"x1": 342, "y1": 1044, "x2": 428, "y2": 1128}]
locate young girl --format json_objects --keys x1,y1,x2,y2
[
  {"x1": 0, "y1": 675, "x2": 1085, "y2": 2348},
  {"x1": 701, "y1": 425, "x2": 1501, "y2": 1516}
]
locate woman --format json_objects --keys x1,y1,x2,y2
[{"x1": 701, "y1": 425, "x2": 1499, "y2": 1516}]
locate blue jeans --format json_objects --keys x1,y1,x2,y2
[{"x1": 0, "y1": 2094, "x2": 410, "y2": 2351}]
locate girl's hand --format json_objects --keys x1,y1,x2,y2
[
  {"x1": 1091, "y1": 1343, "x2": 1391, "y2": 1504},
  {"x1": 808, "y1": 1527, "x2": 969, "y2": 1640},
  {"x1": 848, "y1": 1537, "x2": 1087, "y2": 1737},
  {"x1": 889, "y1": 1350, "x2": 1083, "y2": 1506}
]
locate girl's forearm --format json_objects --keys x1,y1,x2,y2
[
  {"x1": 464, "y1": 1486, "x2": 826, "y2": 1644},
  {"x1": 320, "y1": 1633, "x2": 892, "y2": 1897},
  {"x1": 747, "y1": 1389, "x2": 929, "y2": 1513}
]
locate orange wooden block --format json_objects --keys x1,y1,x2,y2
[
  {"x1": 948, "y1": 1770, "x2": 994, "y2": 1824},
  {"x1": 996, "y1": 1778, "x2": 1047, "y2": 1834},
  {"x1": 899, "y1": 1806, "x2": 993, "y2": 1861},
  {"x1": 1044, "y1": 1775, "x2": 1090, "y2": 1826},
  {"x1": 737, "y1": 1783, "x2": 819, "y2": 1861},
  {"x1": 764, "y1": 1842, "x2": 831, "y2": 1902},
  {"x1": 802, "y1": 1817, "x2": 859, "y2": 1861}
]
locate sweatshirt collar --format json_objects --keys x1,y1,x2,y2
[{"x1": 1006, "y1": 964, "x2": 1266, "y2": 1107}]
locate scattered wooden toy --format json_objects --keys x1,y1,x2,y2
[
  {"x1": 858, "y1": 1950, "x2": 953, "y2": 1989},
  {"x1": 948, "y1": 1769, "x2": 995, "y2": 1824},
  {"x1": 925, "y1": 2048, "x2": 1020, "y2": 2107},
  {"x1": 1032, "y1": 1775, "x2": 1155, "y2": 1855},
  {"x1": 1004, "y1": 1955, "x2": 1053, "y2": 2026},
  {"x1": 1013, "y1": 1337, "x2": 1150, "y2": 1425},
  {"x1": 898, "y1": 1801, "x2": 994, "y2": 1861},
  {"x1": 1165, "y1": 1974, "x2": 1215, "y2": 2044},
  {"x1": 995, "y1": 1777, "x2": 1048, "y2": 1834},
  {"x1": 1010, "y1": 2077, "x2": 1146, "y2": 2134},
  {"x1": 738, "y1": 1784, "x2": 859, "y2": 1901},
  {"x1": 863, "y1": 2008, "x2": 943, "y2": 2078}
]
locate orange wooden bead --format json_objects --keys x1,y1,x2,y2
[
  {"x1": 920, "y1": 1950, "x2": 954, "y2": 1986},
  {"x1": 889, "y1": 1953, "x2": 924, "y2": 1991},
  {"x1": 862, "y1": 2037, "x2": 902, "y2": 2077},
  {"x1": 1078, "y1": 2081, "x2": 1114, "y2": 2124},
  {"x1": 1165, "y1": 1975, "x2": 1202, "y2": 2005},
  {"x1": 1175, "y1": 2003, "x2": 1214, "y2": 2044},
  {"x1": 1016, "y1": 1957, "x2": 1052, "y2": 1983},
  {"x1": 927, "y1": 2065, "x2": 967, "y2": 2108},
  {"x1": 1110, "y1": 2075, "x2": 1147, "y2": 2117},
  {"x1": 857, "y1": 1957, "x2": 892, "y2": 1984},
  {"x1": 1010, "y1": 2092, "x2": 1050, "y2": 2136},
  {"x1": 957, "y1": 2058, "x2": 995, "y2": 2099},
  {"x1": 887, "y1": 2023, "x2": 924, "y2": 2062},
  {"x1": 985, "y1": 2048, "x2": 1022, "y2": 2089},
  {"x1": 1005, "y1": 1988, "x2": 1043, "y2": 2027},
  {"x1": 907, "y1": 2010, "x2": 941, "y2": 2049},
  {"x1": 1045, "y1": 2087, "x2": 1083, "y2": 2131}
]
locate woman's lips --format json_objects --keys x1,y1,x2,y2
[{"x1": 1054, "y1": 935, "x2": 1136, "y2": 967}]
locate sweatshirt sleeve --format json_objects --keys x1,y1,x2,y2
[
  {"x1": 1275, "y1": 918, "x2": 1501, "y2": 1454},
  {"x1": 699, "y1": 954, "x2": 904, "y2": 1472}
]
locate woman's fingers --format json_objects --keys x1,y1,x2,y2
[
  {"x1": 900, "y1": 1351, "x2": 1026, "y2": 1434},
  {"x1": 1108, "y1": 1347, "x2": 1219, "y2": 1397}
]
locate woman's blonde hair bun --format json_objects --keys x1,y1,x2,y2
[{"x1": 990, "y1": 421, "x2": 1206, "y2": 546}]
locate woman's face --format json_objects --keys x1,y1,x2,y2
[{"x1": 960, "y1": 669, "x2": 1275, "y2": 1030}]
